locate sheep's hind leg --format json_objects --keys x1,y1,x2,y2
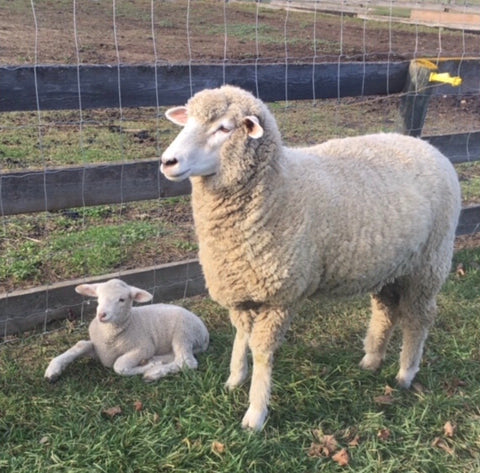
[
  {"x1": 225, "y1": 310, "x2": 251, "y2": 390},
  {"x1": 396, "y1": 287, "x2": 437, "y2": 388},
  {"x1": 45, "y1": 340, "x2": 96, "y2": 382},
  {"x1": 360, "y1": 283, "x2": 400, "y2": 372},
  {"x1": 242, "y1": 308, "x2": 292, "y2": 431}
]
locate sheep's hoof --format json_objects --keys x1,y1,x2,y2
[
  {"x1": 224, "y1": 372, "x2": 248, "y2": 391},
  {"x1": 395, "y1": 368, "x2": 416, "y2": 389},
  {"x1": 44, "y1": 374, "x2": 60, "y2": 383},
  {"x1": 359, "y1": 354, "x2": 383, "y2": 371},
  {"x1": 241, "y1": 406, "x2": 267, "y2": 431}
]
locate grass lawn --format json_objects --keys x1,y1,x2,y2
[{"x1": 1, "y1": 248, "x2": 480, "y2": 472}]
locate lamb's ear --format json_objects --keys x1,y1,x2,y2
[
  {"x1": 75, "y1": 283, "x2": 99, "y2": 298},
  {"x1": 244, "y1": 115, "x2": 263, "y2": 139},
  {"x1": 130, "y1": 287, "x2": 153, "y2": 304},
  {"x1": 165, "y1": 106, "x2": 188, "y2": 126}
]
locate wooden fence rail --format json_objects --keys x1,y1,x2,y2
[{"x1": 1, "y1": 59, "x2": 480, "y2": 336}]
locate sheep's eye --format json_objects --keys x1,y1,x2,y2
[
  {"x1": 119, "y1": 298, "x2": 125, "y2": 303},
  {"x1": 217, "y1": 125, "x2": 231, "y2": 134}
]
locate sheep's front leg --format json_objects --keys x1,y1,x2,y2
[
  {"x1": 241, "y1": 308, "x2": 291, "y2": 431},
  {"x1": 45, "y1": 340, "x2": 96, "y2": 382},
  {"x1": 225, "y1": 310, "x2": 251, "y2": 390}
]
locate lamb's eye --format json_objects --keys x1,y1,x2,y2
[{"x1": 119, "y1": 298, "x2": 125, "y2": 303}]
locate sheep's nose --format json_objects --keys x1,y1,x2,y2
[
  {"x1": 161, "y1": 156, "x2": 178, "y2": 168},
  {"x1": 97, "y1": 312, "x2": 107, "y2": 322}
]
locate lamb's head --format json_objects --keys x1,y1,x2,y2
[
  {"x1": 75, "y1": 279, "x2": 153, "y2": 325},
  {"x1": 161, "y1": 85, "x2": 281, "y2": 187}
]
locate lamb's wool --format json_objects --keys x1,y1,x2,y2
[{"x1": 44, "y1": 279, "x2": 209, "y2": 382}]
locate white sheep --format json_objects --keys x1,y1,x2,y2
[
  {"x1": 44, "y1": 279, "x2": 209, "y2": 382},
  {"x1": 160, "y1": 85, "x2": 461, "y2": 431}
]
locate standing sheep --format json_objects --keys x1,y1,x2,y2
[
  {"x1": 160, "y1": 85, "x2": 461, "y2": 431},
  {"x1": 45, "y1": 279, "x2": 209, "y2": 382}
]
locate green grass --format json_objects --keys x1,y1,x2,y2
[{"x1": 1, "y1": 249, "x2": 480, "y2": 472}]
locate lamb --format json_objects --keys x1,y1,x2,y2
[
  {"x1": 44, "y1": 279, "x2": 209, "y2": 382},
  {"x1": 160, "y1": 85, "x2": 461, "y2": 431}
]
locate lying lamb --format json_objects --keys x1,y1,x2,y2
[
  {"x1": 45, "y1": 279, "x2": 209, "y2": 382},
  {"x1": 160, "y1": 85, "x2": 461, "y2": 431}
]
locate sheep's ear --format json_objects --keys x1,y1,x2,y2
[
  {"x1": 166, "y1": 106, "x2": 188, "y2": 126},
  {"x1": 75, "y1": 283, "x2": 99, "y2": 298},
  {"x1": 130, "y1": 287, "x2": 153, "y2": 304},
  {"x1": 244, "y1": 115, "x2": 263, "y2": 139}
]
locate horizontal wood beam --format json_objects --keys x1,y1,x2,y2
[
  {"x1": 0, "y1": 159, "x2": 190, "y2": 215},
  {"x1": 423, "y1": 131, "x2": 480, "y2": 164},
  {"x1": 1, "y1": 200, "x2": 478, "y2": 335},
  {"x1": 0, "y1": 62, "x2": 410, "y2": 112},
  {"x1": 2, "y1": 131, "x2": 479, "y2": 216},
  {"x1": 0, "y1": 259, "x2": 206, "y2": 337}
]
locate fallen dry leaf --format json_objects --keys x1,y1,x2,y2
[
  {"x1": 39, "y1": 436, "x2": 49, "y2": 446},
  {"x1": 332, "y1": 448, "x2": 350, "y2": 466},
  {"x1": 153, "y1": 413, "x2": 160, "y2": 423},
  {"x1": 102, "y1": 405, "x2": 122, "y2": 418},
  {"x1": 432, "y1": 437, "x2": 454, "y2": 455},
  {"x1": 374, "y1": 394, "x2": 395, "y2": 405},
  {"x1": 444, "y1": 421, "x2": 456, "y2": 438},
  {"x1": 377, "y1": 428, "x2": 391, "y2": 441},
  {"x1": 384, "y1": 385, "x2": 394, "y2": 396},
  {"x1": 308, "y1": 433, "x2": 339, "y2": 458},
  {"x1": 456, "y1": 263, "x2": 466, "y2": 277},
  {"x1": 211, "y1": 441, "x2": 226, "y2": 455},
  {"x1": 348, "y1": 435, "x2": 360, "y2": 447},
  {"x1": 133, "y1": 400, "x2": 143, "y2": 412}
]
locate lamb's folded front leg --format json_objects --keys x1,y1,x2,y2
[
  {"x1": 241, "y1": 307, "x2": 292, "y2": 431},
  {"x1": 45, "y1": 340, "x2": 96, "y2": 382}
]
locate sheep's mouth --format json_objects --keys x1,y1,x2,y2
[{"x1": 161, "y1": 164, "x2": 191, "y2": 181}]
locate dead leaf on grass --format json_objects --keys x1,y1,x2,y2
[
  {"x1": 309, "y1": 433, "x2": 340, "y2": 458},
  {"x1": 444, "y1": 421, "x2": 456, "y2": 438},
  {"x1": 348, "y1": 435, "x2": 360, "y2": 447},
  {"x1": 432, "y1": 437, "x2": 454, "y2": 455},
  {"x1": 332, "y1": 448, "x2": 350, "y2": 466},
  {"x1": 211, "y1": 441, "x2": 226, "y2": 455},
  {"x1": 377, "y1": 428, "x2": 391, "y2": 441},
  {"x1": 133, "y1": 400, "x2": 143, "y2": 412},
  {"x1": 102, "y1": 405, "x2": 122, "y2": 418},
  {"x1": 456, "y1": 263, "x2": 466, "y2": 277},
  {"x1": 374, "y1": 394, "x2": 395, "y2": 405}
]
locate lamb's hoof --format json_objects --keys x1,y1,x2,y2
[
  {"x1": 359, "y1": 354, "x2": 383, "y2": 371},
  {"x1": 44, "y1": 374, "x2": 60, "y2": 383},
  {"x1": 241, "y1": 406, "x2": 267, "y2": 431}
]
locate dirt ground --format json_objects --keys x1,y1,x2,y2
[{"x1": 1, "y1": 0, "x2": 479, "y2": 66}]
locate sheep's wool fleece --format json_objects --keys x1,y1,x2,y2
[{"x1": 188, "y1": 86, "x2": 461, "y2": 310}]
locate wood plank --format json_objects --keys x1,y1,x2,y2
[
  {"x1": 0, "y1": 159, "x2": 191, "y2": 215},
  {"x1": 423, "y1": 131, "x2": 480, "y2": 164},
  {"x1": 0, "y1": 259, "x2": 206, "y2": 336},
  {"x1": 0, "y1": 62, "x2": 409, "y2": 112},
  {"x1": 1, "y1": 199, "x2": 478, "y2": 335},
  {"x1": 457, "y1": 205, "x2": 480, "y2": 236},
  {"x1": 2, "y1": 129, "x2": 480, "y2": 216}
]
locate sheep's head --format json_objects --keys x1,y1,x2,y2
[
  {"x1": 161, "y1": 85, "x2": 278, "y2": 187},
  {"x1": 75, "y1": 279, "x2": 153, "y2": 325}
]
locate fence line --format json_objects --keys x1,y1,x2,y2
[{"x1": 2, "y1": 58, "x2": 480, "y2": 336}]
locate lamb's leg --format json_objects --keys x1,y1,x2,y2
[
  {"x1": 241, "y1": 308, "x2": 292, "y2": 431},
  {"x1": 225, "y1": 310, "x2": 251, "y2": 390},
  {"x1": 143, "y1": 341, "x2": 198, "y2": 382},
  {"x1": 44, "y1": 340, "x2": 96, "y2": 382},
  {"x1": 360, "y1": 284, "x2": 400, "y2": 371},
  {"x1": 113, "y1": 350, "x2": 159, "y2": 376}
]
